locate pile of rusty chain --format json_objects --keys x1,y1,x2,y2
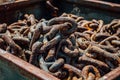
[{"x1": 0, "y1": 13, "x2": 120, "y2": 80}]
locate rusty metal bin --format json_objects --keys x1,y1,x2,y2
[
  {"x1": 0, "y1": 49, "x2": 59, "y2": 80},
  {"x1": 0, "y1": 0, "x2": 120, "y2": 80}
]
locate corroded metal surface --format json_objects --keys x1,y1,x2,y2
[
  {"x1": 0, "y1": 49, "x2": 59, "y2": 80},
  {"x1": 0, "y1": 0, "x2": 44, "y2": 11},
  {"x1": 100, "y1": 66, "x2": 120, "y2": 80},
  {"x1": 66, "y1": 0, "x2": 120, "y2": 13},
  {"x1": 0, "y1": 0, "x2": 120, "y2": 80},
  {"x1": 0, "y1": 0, "x2": 45, "y2": 24}
]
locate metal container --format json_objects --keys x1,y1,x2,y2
[
  {"x1": 0, "y1": 49, "x2": 59, "y2": 80},
  {"x1": 0, "y1": 0, "x2": 120, "y2": 80}
]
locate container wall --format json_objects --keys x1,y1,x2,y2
[{"x1": 57, "y1": 0, "x2": 120, "y2": 23}]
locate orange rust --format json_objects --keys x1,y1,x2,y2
[{"x1": 0, "y1": 49, "x2": 59, "y2": 80}]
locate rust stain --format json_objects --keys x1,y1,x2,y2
[{"x1": 0, "y1": 49, "x2": 59, "y2": 80}]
